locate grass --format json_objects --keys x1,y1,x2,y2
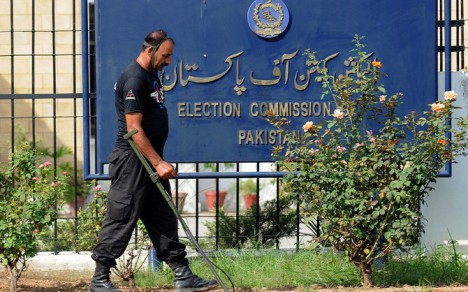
[
  {"x1": 135, "y1": 250, "x2": 359, "y2": 290},
  {"x1": 373, "y1": 244, "x2": 468, "y2": 287},
  {"x1": 133, "y1": 244, "x2": 468, "y2": 290}
]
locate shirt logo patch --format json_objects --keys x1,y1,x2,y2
[
  {"x1": 125, "y1": 90, "x2": 136, "y2": 100},
  {"x1": 150, "y1": 90, "x2": 164, "y2": 103},
  {"x1": 151, "y1": 81, "x2": 165, "y2": 103}
]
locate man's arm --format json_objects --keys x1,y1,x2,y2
[{"x1": 126, "y1": 112, "x2": 177, "y2": 179}]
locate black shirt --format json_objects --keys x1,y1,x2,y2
[{"x1": 113, "y1": 60, "x2": 169, "y2": 157}]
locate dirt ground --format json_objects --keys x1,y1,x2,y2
[{"x1": 1, "y1": 270, "x2": 468, "y2": 292}]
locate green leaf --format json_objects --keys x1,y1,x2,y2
[
  {"x1": 377, "y1": 86, "x2": 386, "y2": 94},
  {"x1": 372, "y1": 210, "x2": 380, "y2": 219}
]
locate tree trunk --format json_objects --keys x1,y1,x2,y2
[
  {"x1": 128, "y1": 276, "x2": 136, "y2": 292},
  {"x1": 360, "y1": 263, "x2": 373, "y2": 288},
  {"x1": 7, "y1": 266, "x2": 17, "y2": 292}
]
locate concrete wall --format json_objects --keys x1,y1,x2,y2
[
  {"x1": 0, "y1": 0, "x2": 83, "y2": 164},
  {"x1": 421, "y1": 72, "x2": 468, "y2": 253}
]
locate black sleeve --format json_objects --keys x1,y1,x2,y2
[{"x1": 122, "y1": 77, "x2": 145, "y2": 114}]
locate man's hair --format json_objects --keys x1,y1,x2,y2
[{"x1": 141, "y1": 29, "x2": 175, "y2": 51}]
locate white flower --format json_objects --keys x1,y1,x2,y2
[
  {"x1": 302, "y1": 121, "x2": 315, "y2": 132},
  {"x1": 444, "y1": 91, "x2": 457, "y2": 101},
  {"x1": 332, "y1": 109, "x2": 344, "y2": 119}
]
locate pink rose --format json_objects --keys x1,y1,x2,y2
[{"x1": 336, "y1": 146, "x2": 347, "y2": 153}]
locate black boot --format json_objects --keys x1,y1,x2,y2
[
  {"x1": 173, "y1": 265, "x2": 218, "y2": 292},
  {"x1": 90, "y1": 261, "x2": 121, "y2": 292}
]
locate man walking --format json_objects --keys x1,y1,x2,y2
[{"x1": 90, "y1": 29, "x2": 218, "y2": 292}]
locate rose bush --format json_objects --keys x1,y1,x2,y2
[
  {"x1": 0, "y1": 146, "x2": 68, "y2": 291},
  {"x1": 75, "y1": 183, "x2": 107, "y2": 248},
  {"x1": 268, "y1": 35, "x2": 468, "y2": 287}
]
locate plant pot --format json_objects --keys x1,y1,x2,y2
[
  {"x1": 243, "y1": 193, "x2": 258, "y2": 210},
  {"x1": 172, "y1": 192, "x2": 187, "y2": 213},
  {"x1": 204, "y1": 190, "x2": 227, "y2": 212}
]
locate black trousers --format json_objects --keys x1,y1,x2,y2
[{"x1": 92, "y1": 147, "x2": 188, "y2": 268}]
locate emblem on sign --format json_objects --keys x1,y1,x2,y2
[{"x1": 247, "y1": 0, "x2": 289, "y2": 38}]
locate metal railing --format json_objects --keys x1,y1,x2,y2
[
  {"x1": 0, "y1": 0, "x2": 465, "y2": 254},
  {"x1": 438, "y1": 0, "x2": 466, "y2": 71}
]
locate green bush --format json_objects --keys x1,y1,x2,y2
[
  {"x1": 268, "y1": 35, "x2": 468, "y2": 287},
  {"x1": 0, "y1": 146, "x2": 69, "y2": 290},
  {"x1": 205, "y1": 197, "x2": 296, "y2": 249},
  {"x1": 38, "y1": 182, "x2": 108, "y2": 252}
]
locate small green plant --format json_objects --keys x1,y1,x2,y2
[
  {"x1": 0, "y1": 146, "x2": 69, "y2": 291},
  {"x1": 239, "y1": 178, "x2": 258, "y2": 195},
  {"x1": 202, "y1": 162, "x2": 235, "y2": 172},
  {"x1": 204, "y1": 197, "x2": 296, "y2": 249},
  {"x1": 268, "y1": 35, "x2": 468, "y2": 287}
]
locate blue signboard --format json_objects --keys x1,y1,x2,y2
[{"x1": 94, "y1": 0, "x2": 436, "y2": 172}]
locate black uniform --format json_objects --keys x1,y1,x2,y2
[{"x1": 91, "y1": 60, "x2": 188, "y2": 268}]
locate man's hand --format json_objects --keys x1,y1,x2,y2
[
  {"x1": 155, "y1": 160, "x2": 177, "y2": 179},
  {"x1": 126, "y1": 113, "x2": 177, "y2": 179}
]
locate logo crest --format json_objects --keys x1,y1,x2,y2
[
  {"x1": 247, "y1": 0, "x2": 289, "y2": 38},
  {"x1": 151, "y1": 81, "x2": 165, "y2": 104}
]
